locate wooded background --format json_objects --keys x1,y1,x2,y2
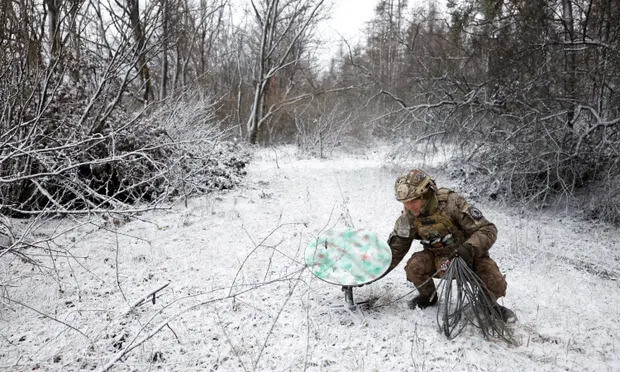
[{"x1": 1, "y1": 0, "x2": 619, "y2": 223}]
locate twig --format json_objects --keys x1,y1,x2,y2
[
  {"x1": 215, "y1": 311, "x2": 249, "y2": 371},
  {"x1": 166, "y1": 324, "x2": 181, "y2": 344},
  {"x1": 115, "y1": 231, "x2": 128, "y2": 304},
  {"x1": 229, "y1": 222, "x2": 304, "y2": 295},
  {"x1": 125, "y1": 282, "x2": 171, "y2": 315},
  {"x1": 254, "y1": 269, "x2": 304, "y2": 370},
  {"x1": 2, "y1": 297, "x2": 87, "y2": 338},
  {"x1": 271, "y1": 146, "x2": 280, "y2": 169},
  {"x1": 97, "y1": 269, "x2": 305, "y2": 372}
]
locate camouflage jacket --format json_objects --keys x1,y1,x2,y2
[{"x1": 390, "y1": 188, "x2": 497, "y2": 259}]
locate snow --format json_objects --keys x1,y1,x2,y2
[{"x1": 1, "y1": 144, "x2": 619, "y2": 371}]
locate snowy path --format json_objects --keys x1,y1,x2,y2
[{"x1": 1, "y1": 146, "x2": 619, "y2": 371}]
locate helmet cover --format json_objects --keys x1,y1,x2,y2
[{"x1": 394, "y1": 169, "x2": 436, "y2": 202}]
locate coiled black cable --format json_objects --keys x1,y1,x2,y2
[{"x1": 436, "y1": 257, "x2": 515, "y2": 344}]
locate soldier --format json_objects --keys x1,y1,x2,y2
[{"x1": 388, "y1": 169, "x2": 516, "y2": 323}]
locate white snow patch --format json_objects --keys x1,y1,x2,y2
[{"x1": 1, "y1": 144, "x2": 618, "y2": 371}]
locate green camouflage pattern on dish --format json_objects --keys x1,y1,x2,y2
[{"x1": 305, "y1": 228, "x2": 392, "y2": 286}]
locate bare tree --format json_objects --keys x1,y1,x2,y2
[
  {"x1": 125, "y1": 0, "x2": 154, "y2": 102},
  {"x1": 245, "y1": 0, "x2": 326, "y2": 144}
]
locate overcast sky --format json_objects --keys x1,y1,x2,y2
[
  {"x1": 233, "y1": 0, "x2": 444, "y2": 69},
  {"x1": 322, "y1": 0, "x2": 444, "y2": 40},
  {"x1": 324, "y1": 0, "x2": 377, "y2": 42},
  {"x1": 316, "y1": 0, "x2": 444, "y2": 68}
]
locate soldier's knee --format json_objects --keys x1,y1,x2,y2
[
  {"x1": 404, "y1": 255, "x2": 433, "y2": 284},
  {"x1": 475, "y1": 258, "x2": 507, "y2": 298},
  {"x1": 486, "y1": 273, "x2": 507, "y2": 298},
  {"x1": 404, "y1": 261, "x2": 423, "y2": 283}
]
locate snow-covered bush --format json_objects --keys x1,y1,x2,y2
[
  {"x1": 292, "y1": 100, "x2": 369, "y2": 158},
  {"x1": 584, "y1": 175, "x2": 620, "y2": 225},
  {"x1": 0, "y1": 85, "x2": 249, "y2": 215},
  {"x1": 448, "y1": 121, "x2": 620, "y2": 225}
]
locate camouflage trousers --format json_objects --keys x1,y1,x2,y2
[{"x1": 405, "y1": 249, "x2": 507, "y2": 301}]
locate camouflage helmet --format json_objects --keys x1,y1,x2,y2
[{"x1": 394, "y1": 169, "x2": 437, "y2": 202}]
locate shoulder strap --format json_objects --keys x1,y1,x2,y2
[{"x1": 436, "y1": 188, "x2": 453, "y2": 202}]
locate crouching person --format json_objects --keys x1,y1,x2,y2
[{"x1": 386, "y1": 169, "x2": 516, "y2": 323}]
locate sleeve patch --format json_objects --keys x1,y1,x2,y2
[
  {"x1": 469, "y1": 206, "x2": 483, "y2": 220},
  {"x1": 395, "y1": 213, "x2": 412, "y2": 238}
]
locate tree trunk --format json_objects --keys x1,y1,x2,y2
[
  {"x1": 247, "y1": 81, "x2": 267, "y2": 144},
  {"x1": 160, "y1": 0, "x2": 169, "y2": 99},
  {"x1": 562, "y1": 0, "x2": 577, "y2": 128},
  {"x1": 44, "y1": 0, "x2": 61, "y2": 60},
  {"x1": 126, "y1": 0, "x2": 153, "y2": 102}
]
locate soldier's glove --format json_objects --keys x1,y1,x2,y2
[{"x1": 453, "y1": 243, "x2": 474, "y2": 268}]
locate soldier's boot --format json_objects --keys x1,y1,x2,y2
[
  {"x1": 407, "y1": 275, "x2": 437, "y2": 309},
  {"x1": 494, "y1": 304, "x2": 517, "y2": 324},
  {"x1": 408, "y1": 294, "x2": 437, "y2": 309}
]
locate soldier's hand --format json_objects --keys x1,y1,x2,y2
[{"x1": 454, "y1": 243, "x2": 474, "y2": 268}]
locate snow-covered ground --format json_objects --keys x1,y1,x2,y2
[{"x1": 1, "y1": 144, "x2": 619, "y2": 371}]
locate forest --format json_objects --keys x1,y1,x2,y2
[{"x1": 1, "y1": 0, "x2": 619, "y2": 222}]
